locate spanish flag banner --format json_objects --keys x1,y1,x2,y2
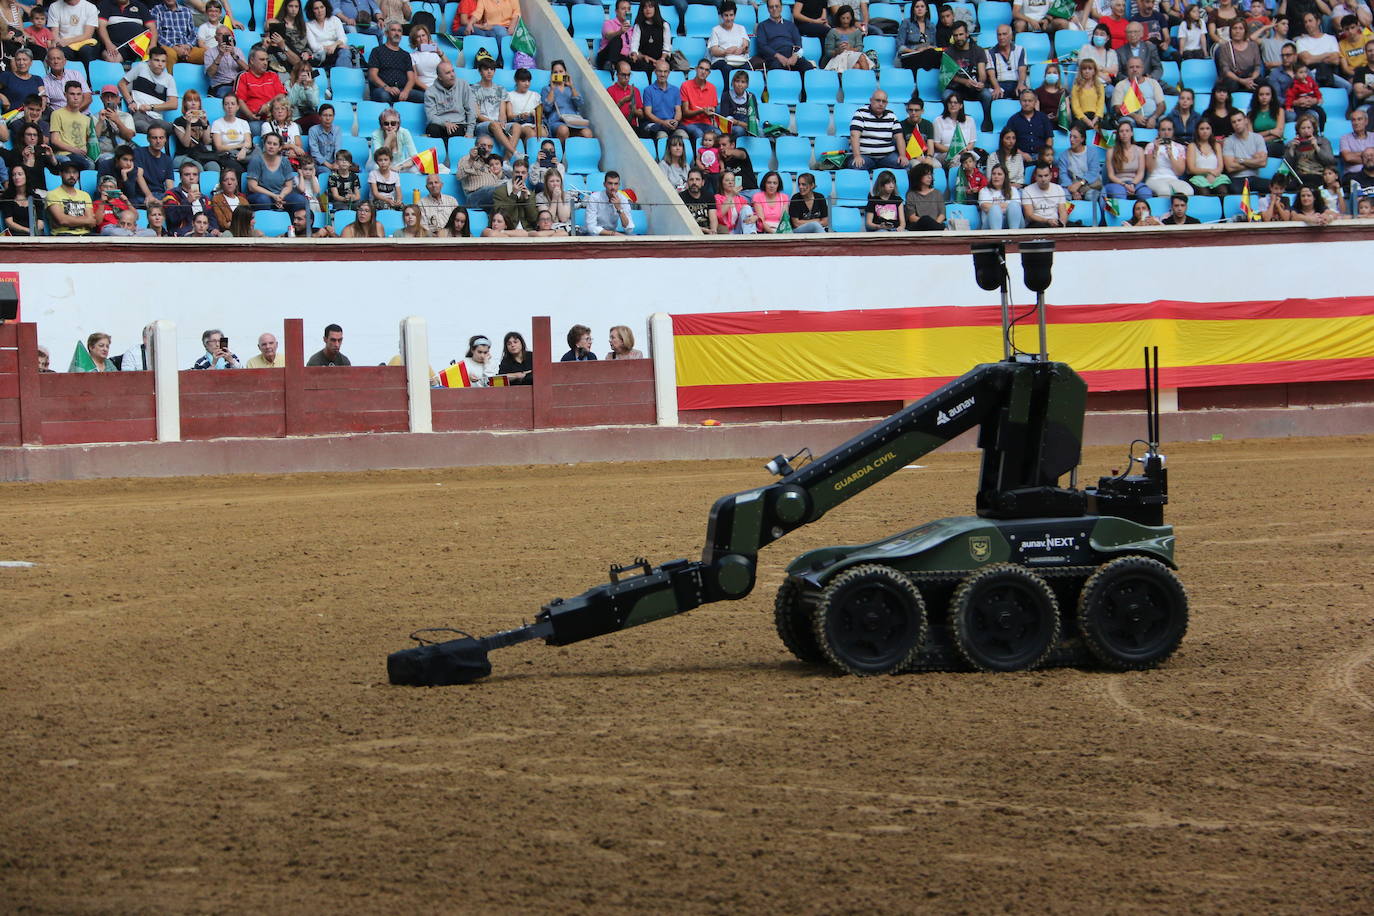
[
  {"x1": 223, "y1": 8, "x2": 237, "y2": 28},
  {"x1": 1239, "y1": 179, "x2": 1259, "y2": 222},
  {"x1": 127, "y1": 29, "x2": 154, "y2": 61},
  {"x1": 411, "y1": 147, "x2": 439, "y2": 174},
  {"x1": 267, "y1": 0, "x2": 285, "y2": 20},
  {"x1": 438, "y1": 362, "x2": 473, "y2": 388},
  {"x1": 905, "y1": 128, "x2": 926, "y2": 160},
  {"x1": 1117, "y1": 79, "x2": 1145, "y2": 117},
  {"x1": 670, "y1": 299, "x2": 1374, "y2": 409}
]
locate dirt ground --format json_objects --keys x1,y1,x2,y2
[{"x1": 1, "y1": 434, "x2": 1371, "y2": 914}]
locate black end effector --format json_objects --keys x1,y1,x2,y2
[{"x1": 387, "y1": 623, "x2": 552, "y2": 686}]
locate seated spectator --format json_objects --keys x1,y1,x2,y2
[
  {"x1": 437, "y1": 206, "x2": 471, "y2": 237},
  {"x1": 987, "y1": 25, "x2": 1028, "y2": 101},
  {"x1": 205, "y1": 25, "x2": 248, "y2": 99},
  {"x1": 246, "y1": 131, "x2": 310, "y2": 210},
  {"x1": 1178, "y1": 6, "x2": 1211, "y2": 61},
  {"x1": 296, "y1": 156, "x2": 324, "y2": 211},
  {"x1": 0, "y1": 49, "x2": 44, "y2": 113},
  {"x1": 162, "y1": 161, "x2": 217, "y2": 232},
  {"x1": 93, "y1": 173, "x2": 135, "y2": 229},
  {"x1": 1351, "y1": 36, "x2": 1374, "y2": 112},
  {"x1": 598, "y1": 0, "x2": 634, "y2": 70},
  {"x1": 338, "y1": 0, "x2": 382, "y2": 36},
  {"x1": 680, "y1": 166, "x2": 717, "y2": 231},
  {"x1": 472, "y1": 58, "x2": 516, "y2": 155},
  {"x1": 1257, "y1": 171, "x2": 1291, "y2": 221},
  {"x1": 416, "y1": 172, "x2": 457, "y2": 233},
  {"x1": 714, "y1": 169, "x2": 756, "y2": 232},
  {"x1": 899, "y1": 97, "x2": 936, "y2": 167},
  {"x1": 1283, "y1": 62, "x2": 1327, "y2": 131},
  {"x1": 221, "y1": 203, "x2": 261, "y2": 235},
  {"x1": 1057, "y1": 125, "x2": 1103, "y2": 208},
  {"x1": 491, "y1": 156, "x2": 538, "y2": 229},
  {"x1": 131, "y1": 123, "x2": 176, "y2": 206},
  {"x1": 1350, "y1": 146, "x2": 1374, "y2": 191},
  {"x1": 211, "y1": 167, "x2": 245, "y2": 224},
  {"x1": 100, "y1": 206, "x2": 152, "y2": 235},
  {"x1": 481, "y1": 209, "x2": 527, "y2": 236},
  {"x1": 561, "y1": 324, "x2": 597, "y2": 361},
  {"x1": 210, "y1": 93, "x2": 254, "y2": 174},
  {"x1": 18, "y1": 8, "x2": 52, "y2": 55},
  {"x1": 932, "y1": 93, "x2": 978, "y2": 165},
  {"x1": 341, "y1": 199, "x2": 384, "y2": 236},
  {"x1": 458, "y1": 135, "x2": 504, "y2": 208},
  {"x1": 788, "y1": 171, "x2": 828, "y2": 233},
  {"x1": 1203, "y1": 86, "x2": 1239, "y2": 139},
  {"x1": 49, "y1": 80, "x2": 94, "y2": 170},
  {"x1": 1070, "y1": 59, "x2": 1106, "y2": 131},
  {"x1": 1005, "y1": 89, "x2": 1054, "y2": 163},
  {"x1": 542, "y1": 59, "x2": 593, "y2": 141},
  {"x1": 307, "y1": 324, "x2": 350, "y2": 366},
  {"x1": 710, "y1": 1, "x2": 753, "y2": 75},
  {"x1": 680, "y1": 59, "x2": 719, "y2": 143},
  {"x1": 468, "y1": 0, "x2": 519, "y2": 39},
  {"x1": 117, "y1": 325, "x2": 155, "y2": 371},
  {"x1": 718, "y1": 69, "x2": 758, "y2": 141},
  {"x1": 171, "y1": 90, "x2": 216, "y2": 170},
  {"x1": 286, "y1": 63, "x2": 322, "y2": 126},
  {"x1": 235, "y1": 49, "x2": 289, "y2": 124},
  {"x1": 1034, "y1": 64, "x2": 1065, "y2": 122},
  {"x1": 1078, "y1": 25, "x2": 1120, "y2": 84},
  {"x1": 1022, "y1": 163, "x2": 1068, "y2": 226},
  {"x1": 606, "y1": 325, "x2": 644, "y2": 359},
  {"x1": 659, "y1": 133, "x2": 691, "y2": 190},
  {"x1": 864, "y1": 169, "x2": 904, "y2": 231},
  {"x1": 0, "y1": 165, "x2": 45, "y2": 235},
  {"x1": 586, "y1": 170, "x2": 635, "y2": 235},
  {"x1": 1223, "y1": 110, "x2": 1268, "y2": 191},
  {"x1": 1161, "y1": 192, "x2": 1201, "y2": 224},
  {"x1": 368, "y1": 21, "x2": 422, "y2": 103},
  {"x1": 367, "y1": 146, "x2": 402, "y2": 209},
  {"x1": 1215, "y1": 19, "x2": 1261, "y2": 92},
  {"x1": 42, "y1": 48, "x2": 91, "y2": 111},
  {"x1": 77, "y1": 333, "x2": 117, "y2": 371},
  {"x1": 1163, "y1": 89, "x2": 1201, "y2": 145},
  {"x1": 1014, "y1": 0, "x2": 1066, "y2": 34},
  {"x1": 368, "y1": 108, "x2": 417, "y2": 171},
  {"x1": 1256, "y1": 9, "x2": 1286, "y2": 66},
  {"x1": 903, "y1": 162, "x2": 944, "y2": 230},
  {"x1": 502, "y1": 68, "x2": 540, "y2": 148},
  {"x1": 246, "y1": 332, "x2": 286, "y2": 368},
  {"x1": 793, "y1": 0, "x2": 830, "y2": 40},
  {"x1": 1104, "y1": 120, "x2": 1152, "y2": 201},
  {"x1": 1341, "y1": 110, "x2": 1374, "y2": 175},
  {"x1": 262, "y1": 93, "x2": 306, "y2": 161},
  {"x1": 535, "y1": 168, "x2": 574, "y2": 232},
  {"x1": 1284, "y1": 113, "x2": 1336, "y2": 188},
  {"x1": 754, "y1": 0, "x2": 813, "y2": 71},
  {"x1": 608, "y1": 60, "x2": 643, "y2": 131},
  {"x1": 1247, "y1": 84, "x2": 1287, "y2": 158},
  {"x1": 1132, "y1": 0, "x2": 1171, "y2": 52},
  {"x1": 192, "y1": 328, "x2": 242, "y2": 369},
  {"x1": 305, "y1": 0, "x2": 349, "y2": 69},
  {"x1": 1111, "y1": 58, "x2": 1164, "y2": 129},
  {"x1": 750, "y1": 170, "x2": 789, "y2": 232},
  {"x1": 528, "y1": 209, "x2": 568, "y2": 237},
  {"x1": 1294, "y1": 11, "x2": 1348, "y2": 91},
  {"x1": 327, "y1": 147, "x2": 361, "y2": 208},
  {"x1": 47, "y1": 162, "x2": 100, "y2": 235},
  {"x1": 823, "y1": 6, "x2": 871, "y2": 72},
  {"x1": 96, "y1": 143, "x2": 141, "y2": 199},
  {"x1": 1267, "y1": 39, "x2": 1299, "y2": 101},
  {"x1": 979, "y1": 163, "x2": 1024, "y2": 230},
  {"x1": 717, "y1": 132, "x2": 757, "y2": 191},
  {"x1": 36, "y1": 346, "x2": 52, "y2": 373},
  {"x1": 425, "y1": 60, "x2": 476, "y2": 139},
  {"x1": 1144, "y1": 118, "x2": 1191, "y2": 197},
  {"x1": 1319, "y1": 165, "x2": 1348, "y2": 213},
  {"x1": 457, "y1": 336, "x2": 499, "y2": 385},
  {"x1": 630, "y1": 0, "x2": 672, "y2": 72},
  {"x1": 406, "y1": 23, "x2": 442, "y2": 93},
  {"x1": 498, "y1": 331, "x2": 533, "y2": 384},
  {"x1": 119, "y1": 45, "x2": 178, "y2": 134},
  {"x1": 897, "y1": 0, "x2": 939, "y2": 72},
  {"x1": 1100, "y1": 0, "x2": 1130, "y2": 47},
  {"x1": 306, "y1": 103, "x2": 342, "y2": 175},
  {"x1": 143, "y1": 2, "x2": 195, "y2": 68},
  {"x1": 1124, "y1": 198, "x2": 1163, "y2": 226},
  {"x1": 179, "y1": 210, "x2": 216, "y2": 236},
  {"x1": 694, "y1": 129, "x2": 723, "y2": 190},
  {"x1": 391, "y1": 203, "x2": 429, "y2": 237},
  {"x1": 847, "y1": 89, "x2": 906, "y2": 169},
  {"x1": 1289, "y1": 184, "x2": 1337, "y2": 224}
]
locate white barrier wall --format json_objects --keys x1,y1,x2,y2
[{"x1": 9, "y1": 236, "x2": 1371, "y2": 371}]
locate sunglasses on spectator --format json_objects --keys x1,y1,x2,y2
[{"x1": 383, "y1": 120, "x2": 399, "y2": 126}]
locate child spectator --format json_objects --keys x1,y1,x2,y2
[
  {"x1": 296, "y1": 156, "x2": 324, "y2": 211},
  {"x1": 368, "y1": 146, "x2": 402, "y2": 209},
  {"x1": 714, "y1": 169, "x2": 756, "y2": 233},
  {"x1": 459, "y1": 335, "x2": 499, "y2": 385},
  {"x1": 501, "y1": 68, "x2": 540, "y2": 151},
  {"x1": 1283, "y1": 62, "x2": 1322, "y2": 116},
  {"x1": 327, "y1": 150, "x2": 361, "y2": 208},
  {"x1": 695, "y1": 129, "x2": 723, "y2": 192},
  {"x1": 718, "y1": 69, "x2": 757, "y2": 139},
  {"x1": 23, "y1": 7, "x2": 52, "y2": 49}
]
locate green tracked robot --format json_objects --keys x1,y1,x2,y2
[{"x1": 389, "y1": 241, "x2": 1188, "y2": 684}]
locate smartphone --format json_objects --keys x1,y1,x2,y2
[{"x1": 220, "y1": 337, "x2": 229, "y2": 350}]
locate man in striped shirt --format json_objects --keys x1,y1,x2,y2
[{"x1": 846, "y1": 89, "x2": 909, "y2": 170}]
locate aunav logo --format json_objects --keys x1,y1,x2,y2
[
  {"x1": 936, "y1": 396, "x2": 975, "y2": 426},
  {"x1": 1021, "y1": 534, "x2": 1075, "y2": 551}
]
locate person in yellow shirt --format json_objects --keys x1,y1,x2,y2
[
  {"x1": 48, "y1": 80, "x2": 94, "y2": 170},
  {"x1": 245, "y1": 332, "x2": 288, "y2": 368},
  {"x1": 1337, "y1": 15, "x2": 1373, "y2": 76},
  {"x1": 468, "y1": 0, "x2": 518, "y2": 38},
  {"x1": 46, "y1": 162, "x2": 100, "y2": 235},
  {"x1": 1070, "y1": 58, "x2": 1106, "y2": 131}
]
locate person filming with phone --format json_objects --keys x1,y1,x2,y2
[{"x1": 192, "y1": 329, "x2": 242, "y2": 370}]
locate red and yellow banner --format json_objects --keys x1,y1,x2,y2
[{"x1": 672, "y1": 298, "x2": 1374, "y2": 410}]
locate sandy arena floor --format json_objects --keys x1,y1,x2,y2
[{"x1": 1, "y1": 434, "x2": 1372, "y2": 913}]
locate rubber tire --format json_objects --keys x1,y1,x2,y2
[
  {"x1": 948, "y1": 563, "x2": 1061, "y2": 672},
  {"x1": 1077, "y1": 556, "x2": 1189, "y2": 670},
  {"x1": 774, "y1": 578, "x2": 826, "y2": 664},
  {"x1": 810, "y1": 564, "x2": 928, "y2": 676}
]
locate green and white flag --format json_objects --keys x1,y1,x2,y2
[
  {"x1": 938, "y1": 53, "x2": 962, "y2": 91},
  {"x1": 68, "y1": 341, "x2": 95, "y2": 373},
  {"x1": 509, "y1": 18, "x2": 537, "y2": 59}
]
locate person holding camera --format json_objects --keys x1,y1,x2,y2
[
  {"x1": 192, "y1": 329, "x2": 242, "y2": 370},
  {"x1": 205, "y1": 26, "x2": 248, "y2": 98},
  {"x1": 541, "y1": 59, "x2": 591, "y2": 141}
]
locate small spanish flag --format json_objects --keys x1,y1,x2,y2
[
  {"x1": 618, "y1": 188, "x2": 637, "y2": 204},
  {"x1": 128, "y1": 29, "x2": 154, "y2": 61},
  {"x1": 438, "y1": 362, "x2": 473, "y2": 388},
  {"x1": 1239, "y1": 179, "x2": 1259, "y2": 222},
  {"x1": 906, "y1": 128, "x2": 926, "y2": 160},
  {"x1": 223, "y1": 8, "x2": 238, "y2": 28},
  {"x1": 267, "y1": 0, "x2": 285, "y2": 19},
  {"x1": 411, "y1": 147, "x2": 439, "y2": 174},
  {"x1": 491, "y1": 376, "x2": 508, "y2": 387},
  {"x1": 2, "y1": 108, "x2": 21, "y2": 122},
  {"x1": 1117, "y1": 79, "x2": 1144, "y2": 117},
  {"x1": 1092, "y1": 127, "x2": 1115, "y2": 149},
  {"x1": 715, "y1": 114, "x2": 732, "y2": 135}
]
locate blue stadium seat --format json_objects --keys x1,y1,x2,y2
[
  {"x1": 87, "y1": 60, "x2": 126, "y2": 92},
  {"x1": 201, "y1": 96, "x2": 224, "y2": 122},
  {"x1": 684, "y1": 6, "x2": 718, "y2": 37},
  {"x1": 1101, "y1": 198, "x2": 1133, "y2": 227},
  {"x1": 250, "y1": 0, "x2": 267, "y2": 28},
  {"x1": 801, "y1": 36, "x2": 822, "y2": 64},
  {"x1": 759, "y1": 101, "x2": 791, "y2": 132},
  {"x1": 869, "y1": 2, "x2": 904, "y2": 21},
  {"x1": 1066, "y1": 198, "x2": 1096, "y2": 226},
  {"x1": 945, "y1": 203, "x2": 979, "y2": 227},
  {"x1": 346, "y1": 32, "x2": 379, "y2": 55},
  {"x1": 78, "y1": 169, "x2": 98, "y2": 196},
  {"x1": 1014, "y1": 32, "x2": 1052, "y2": 63},
  {"x1": 796, "y1": 102, "x2": 832, "y2": 136},
  {"x1": 879, "y1": 69, "x2": 914, "y2": 103},
  {"x1": 463, "y1": 36, "x2": 498, "y2": 67},
  {"x1": 413, "y1": 135, "x2": 445, "y2": 166},
  {"x1": 831, "y1": 205, "x2": 863, "y2": 232},
  {"x1": 978, "y1": 2, "x2": 1013, "y2": 33},
  {"x1": 398, "y1": 173, "x2": 432, "y2": 202},
  {"x1": 340, "y1": 134, "x2": 370, "y2": 166},
  {"x1": 1160, "y1": 60, "x2": 1180, "y2": 89},
  {"x1": 1052, "y1": 30, "x2": 1089, "y2": 60},
  {"x1": 1231, "y1": 91, "x2": 1253, "y2": 111},
  {"x1": 1147, "y1": 197, "x2": 1171, "y2": 217},
  {"x1": 803, "y1": 68, "x2": 840, "y2": 104},
  {"x1": 834, "y1": 101, "x2": 863, "y2": 131},
  {"x1": 989, "y1": 98, "x2": 1020, "y2": 130},
  {"x1": 865, "y1": 36, "x2": 896, "y2": 67},
  {"x1": 563, "y1": 137, "x2": 602, "y2": 172},
  {"x1": 255, "y1": 210, "x2": 291, "y2": 236},
  {"x1": 660, "y1": 7, "x2": 680, "y2": 33},
  {"x1": 447, "y1": 135, "x2": 474, "y2": 166},
  {"x1": 1186, "y1": 195, "x2": 1222, "y2": 223},
  {"x1": 376, "y1": 209, "x2": 403, "y2": 234},
  {"x1": 840, "y1": 69, "x2": 878, "y2": 103},
  {"x1": 916, "y1": 68, "x2": 941, "y2": 101},
  {"x1": 976, "y1": 28, "x2": 999, "y2": 49},
  {"x1": 1320, "y1": 88, "x2": 1348, "y2": 119},
  {"x1": 570, "y1": 5, "x2": 602, "y2": 39},
  {"x1": 734, "y1": 6, "x2": 758, "y2": 31},
  {"x1": 1221, "y1": 194, "x2": 1248, "y2": 221},
  {"x1": 355, "y1": 99, "x2": 390, "y2": 133},
  {"x1": 739, "y1": 135, "x2": 772, "y2": 168},
  {"x1": 641, "y1": 136, "x2": 660, "y2": 159},
  {"x1": 199, "y1": 170, "x2": 220, "y2": 195},
  {"x1": 328, "y1": 68, "x2": 365, "y2": 102},
  {"x1": 766, "y1": 70, "x2": 803, "y2": 106},
  {"x1": 1180, "y1": 59, "x2": 1215, "y2": 92},
  {"x1": 834, "y1": 168, "x2": 871, "y2": 206},
  {"x1": 554, "y1": 5, "x2": 571, "y2": 29},
  {"x1": 676, "y1": 37, "x2": 707, "y2": 66},
  {"x1": 226, "y1": 0, "x2": 252, "y2": 28},
  {"x1": 891, "y1": 170, "x2": 909, "y2": 197},
  {"x1": 333, "y1": 209, "x2": 357, "y2": 232},
  {"x1": 775, "y1": 135, "x2": 813, "y2": 171},
  {"x1": 173, "y1": 63, "x2": 208, "y2": 99},
  {"x1": 468, "y1": 209, "x2": 489, "y2": 234}
]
